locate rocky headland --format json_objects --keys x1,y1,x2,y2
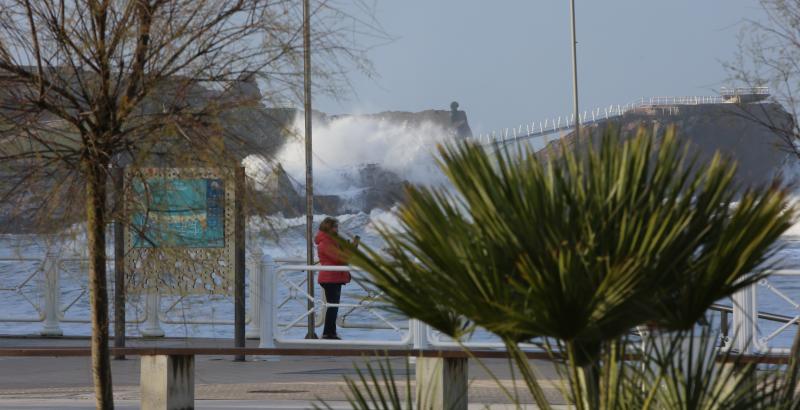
[{"x1": 538, "y1": 102, "x2": 795, "y2": 189}]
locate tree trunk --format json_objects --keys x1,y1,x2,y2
[
  {"x1": 112, "y1": 167, "x2": 125, "y2": 360},
  {"x1": 85, "y1": 159, "x2": 114, "y2": 409}
]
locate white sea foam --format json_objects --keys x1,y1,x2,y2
[{"x1": 244, "y1": 114, "x2": 452, "y2": 197}]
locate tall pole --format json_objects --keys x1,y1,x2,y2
[
  {"x1": 303, "y1": 0, "x2": 317, "y2": 339},
  {"x1": 569, "y1": 0, "x2": 580, "y2": 138},
  {"x1": 234, "y1": 167, "x2": 246, "y2": 360}
]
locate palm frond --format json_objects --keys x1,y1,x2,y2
[{"x1": 345, "y1": 125, "x2": 795, "y2": 408}]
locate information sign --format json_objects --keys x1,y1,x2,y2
[{"x1": 131, "y1": 178, "x2": 225, "y2": 248}]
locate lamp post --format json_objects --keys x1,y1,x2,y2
[
  {"x1": 303, "y1": 0, "x2": 317, "y2": 339},
  {"x1": 569, "y1": 0, "x2": 580, "y2": 138}
]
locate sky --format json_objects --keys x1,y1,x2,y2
[{"x1": 314, "y1": 0, "x2": 764, "y2": 136}]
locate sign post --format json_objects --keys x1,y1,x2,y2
[{"x1": 234, "y1": 167, "x2": 246, "y2": 361}]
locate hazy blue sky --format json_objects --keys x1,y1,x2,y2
[{"x1": 315, "y1": 1, "x2": 764, "y2": 135}]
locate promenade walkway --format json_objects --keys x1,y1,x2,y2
[{"x1": 0, "y1": 337, "x2": 565, "y2": 409}]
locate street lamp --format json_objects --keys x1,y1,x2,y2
[
  {"x1": 303, "y1": 0, "x2": 317, "y2": 339},
  {"x1": 570, "y1": 0, "x2": 580, "y2": 138}
]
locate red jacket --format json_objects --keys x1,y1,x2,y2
[{"x1": 315, "y1": 231, "x2": 351, "y2": 284}]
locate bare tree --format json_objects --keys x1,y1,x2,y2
[
  {"x1": 0, "y1": 1, "x2": 385, "y2": 408},
  {"x1": 726, "y1": 0, "x2": 800, "y2": 158}
]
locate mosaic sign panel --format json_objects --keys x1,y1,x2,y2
[
  {"x1": 131, "y1": 178, "x2": 225, "y2": 248},
  {"x1": 125, "y1": 168, "x2": 238, "y2": 295}
]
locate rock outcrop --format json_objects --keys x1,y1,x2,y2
[{"x1": 539, "y1": 102, "x2": 794, "y2": 189}]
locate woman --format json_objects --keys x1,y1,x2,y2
[{"x1": 315, "y1": 217, "x2": 359, "y2": 340}]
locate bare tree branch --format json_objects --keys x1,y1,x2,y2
[{"x1": 0, "y1": 1, "x2": 388, "y2": 408}]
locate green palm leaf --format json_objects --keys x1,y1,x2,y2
[
  {"x1": 352, "y1": 126, "x2": 793, "y2": 345},
  {"x1": 347, "y1": 125, "x2": 794, "y2": 410}
]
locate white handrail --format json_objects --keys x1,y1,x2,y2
[
  {"x1": 3, "y1": 249, "x2": 797, "y2": 353},
  {"x1": 260, "y1": 261, "x2": 415, "y2": 349},
  {"x1": 732, "y1": 269, "x2": 800, "y2": 354}
]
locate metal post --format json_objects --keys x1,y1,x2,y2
[
  {"x1": 113, "y1": 167, "x2": 126, "y2": 359},
  {"x1": 412, "y1": 319, "x2": 430, "y2": 350},
  {"x1": 302, "y1": 0, "x2": 317, "y2": 340},
  {"x1": 246, "y1": 247, "x2": 263, "y2": 339},
  {"x1": 234, "y1": 167, "x2": 246, "y2": 361},
  {"x1": 258, "y1": 255, "x2": 279, "y2": 361},
  {"x1": 409, "y1": 319, "x2": 430, "y2": 365},
  {"x1": 258, "y1": 254, "x2": 276, "y2": 348},
  {"x1": 569, "y1": 0, "x2": 580, "y2": 139},
  {"x1": 141, "y1": 292, "x2": 164, "y2": 337},
  {"x1": 40, "y1": 248, "x2": 63, "y2": 336},
  {"x1": 727, "y1": 285, "x2": 759, "y2": 395},
  {"x1": 720, "y1": 310, "x2": 729, "y2": 339},
  {"x1": 732, "y1": 285, "x2": 756, "y2": 353}
]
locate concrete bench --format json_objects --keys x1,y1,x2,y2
[{"x1": 0, "y1": 347, "x2": 789, "y2": 410}]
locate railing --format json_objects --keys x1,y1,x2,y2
[
  {"x1": 729, "y1": 270, "x2": 800, "y2": 354},
  {"x1": 0, "y1": 249, "x2": 423, "y2": 344},
  {"x1": 0, "y1": 258, "x2": 47, "y2": 324},
  {"x1": 637, "y1": 96, "x2": 725, "y2": 106},
  {"x1": 2, "y1": 248, "x2": 799, "y2": 354},
  {"x1": 711, "y1": 303, "x2": 799, "y2": 347},
  {"x1": 473, "y1": 105, "x2": 630, "y2": 147},
  {"x1": 258, "y1": 257, "x2": 551, "y2": 350},
  {"x1": 258, "y1": 258, "x2": 415, "y2": 348},
  {"x1": 0, "y1": 248, "x2": 260, "y2": 338},
  {"x1": 720, "y1": 86, "x2": 770, "y2": 97}
]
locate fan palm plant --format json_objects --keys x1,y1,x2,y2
[
  {"x1": 347, "y1": 126, "x2": 795, "y2": 409},
  {"x1": 321, "y1": 329, "x2": 800, "y2": 409}
]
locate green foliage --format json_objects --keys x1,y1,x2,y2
[
  {"x1": 352, "y1": 126, "x2": 793, "y2": 345},
  {"x1": 313, "y1": 359, "x2": 417, "y2": 410},
  {"x1": 318, "y1": 330, "x2": 800, "y2": 409},
  {"x1": 342, "y1": 126, "x2": 796, "y2": 408}
]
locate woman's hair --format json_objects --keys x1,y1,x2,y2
[{"x1": 319, "y1": 217, "x2": 339, "y2": 234}]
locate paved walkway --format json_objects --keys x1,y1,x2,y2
[
  {"x1": 0, "y1": 399, "x2": 571, "y2": 409},
  {"x1": 0, "y1": 337, "x2": 566, "y2": 408}
]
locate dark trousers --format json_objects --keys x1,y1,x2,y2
[{"x1": 321, "y1": 283, "x2": 342, "y2": 336}]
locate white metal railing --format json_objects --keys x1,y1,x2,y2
[
  {"x1": 0, "y1": 249, "x2": 258, "y2": 337},
  {"x1": 731, "y1": 269, "x2": 800, "y2": 354},
  {"x1": 637, "y1": 96, "x2": 726, "y2": 106},
  {"x1": 259, "y1": 257, "x2": 414, "y2": 348},
  {"x1": 720, "y1": 86, "x2": 770, "y2": 97},
  {"x1": 473, "y1": 102, "x2": 647, "y2": 147},
  {"x1": 54, "y1": 257, "x2": 148, "y2": 326},
  {"x1": 261, "y1": 259, "x2": 800, "y2": 352},
  {"x1": 271, "y1": 257, "x2": 406, "y2": 331},
  {"x1": 0, "y1": 258, "x2": 47, "y2": 324},
  {"x1": 257, "y1": 257, "x2": 540, "y2": 350},
  {"x1": 3, "y1": 248, "x2": 798, "y2": 353},
  {"x1": 0, "y1": 249, "x2": 420, "y2": 343}
]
